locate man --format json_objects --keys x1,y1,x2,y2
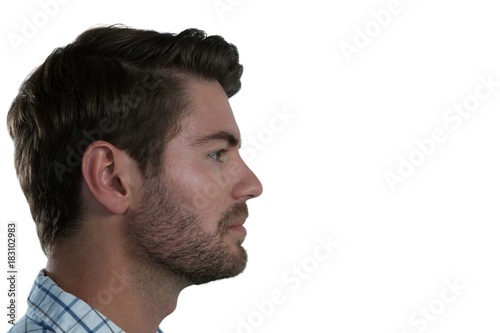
[{"x1": 7, "y1": 25, "x2": 263, "y2": 332}]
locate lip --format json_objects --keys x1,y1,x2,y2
[
  {"x1": 227, "y1": 225, "x2": 247, "y2": 237},
  {"x1": 229, "y1": 217, "x2": 246, "y2": 228},
  {"x1": 227, "y1": 218, "x2": 247, "y2": 236}
]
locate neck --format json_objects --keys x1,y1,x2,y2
[{"x1": 45, "y1": 228, "x2": 191, "y2": 333}]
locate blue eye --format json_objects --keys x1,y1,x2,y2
[{"x1": 208, "y1": 150, "x2": 226, "y2": 162}]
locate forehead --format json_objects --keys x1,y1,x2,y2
[{"x1": 180, "y1": 79, "x2": 240, "y2": 138}]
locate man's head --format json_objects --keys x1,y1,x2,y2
[
  {"x1": 7, "y1": 25, "x2": 262, "y2": 282},
  {"x1": 126, "y1": 79, "x2": 262, "y2": 284}
]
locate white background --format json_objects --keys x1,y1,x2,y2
[{"x1": 1, "y1": 0, "x2": 500, "y2": 332}]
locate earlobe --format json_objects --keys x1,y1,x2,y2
[{"x1": 81, "y1": 141, "x2": 135, "y2": 215}]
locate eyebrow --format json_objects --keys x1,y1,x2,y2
[{"x1": 191, "y1": 131, "x2": 241, "y2": 148}]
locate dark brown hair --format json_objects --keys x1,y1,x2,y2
[{"x1": 7, "y1": 25, "x2": 243, "y2": 254}]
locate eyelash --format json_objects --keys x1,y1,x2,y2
[{"x1": 208, "y1": 150, "x2": 227, "y2": 162}]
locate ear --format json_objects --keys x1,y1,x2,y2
[{"x1": 81, "y1": 140, "x2": 142, "y2": 215}]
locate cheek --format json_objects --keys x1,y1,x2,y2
[{"x1": 166, "y1": 158, "x2": 229, "y2": 222}]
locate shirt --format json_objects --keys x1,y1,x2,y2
[{"x1": 8, "y1": 270, "x2": 163, "y2": 333}]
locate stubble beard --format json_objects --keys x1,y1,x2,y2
[{"x1": 126, "y1": 176, "x2": 249, "y2": 286}]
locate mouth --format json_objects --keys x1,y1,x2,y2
[
  {"x1": 221, "y1": 203, "x2": 249, "y2": 237},
  {"x1": 227, "y1": 218, "x2": 247, "y2": 237}
]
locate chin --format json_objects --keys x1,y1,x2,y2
[{"x1": 192, "y1": 250, "x2": 248, "y2": 285}]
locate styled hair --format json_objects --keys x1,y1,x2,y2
[{"x1": 7, "y1": 25, "x2": 243, "y2": 255}]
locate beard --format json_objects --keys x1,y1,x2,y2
[{"x1": 126, "y1": 175, "x2": 249, "y2": 285}]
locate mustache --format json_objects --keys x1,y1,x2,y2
[{"x1": 218, "y1": 203, "x2": 249, "y2": 232}]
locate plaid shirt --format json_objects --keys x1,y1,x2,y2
[{"x1": 9, "y1": 270, "x2": 164, "y2": 333}]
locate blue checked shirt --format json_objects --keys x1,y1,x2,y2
[{"x1": 9, "y1": 270, "x2": 163, "y2": 333}]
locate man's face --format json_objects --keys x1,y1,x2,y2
[{"x1": 127, "y1": 79, "x2": 263, "y2": 285}]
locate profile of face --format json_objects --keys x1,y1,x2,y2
[{"x1": 127, "y1": 79, "x2": 263, "y2": 285}]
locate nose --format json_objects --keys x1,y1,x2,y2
[{"x1": 231, "y1": 158, "x2": 263, "y2": 202}]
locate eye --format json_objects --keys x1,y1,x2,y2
[{"x1": 208, "y1": 150, "x2": 226, "y2": 162}]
